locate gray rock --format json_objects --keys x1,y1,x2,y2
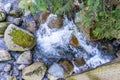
[
  {"x1": 4, "y1": 64, "x2": 11, "y2": 72},
  {"x1": 47, "y1": 63, "x2": 64, "y2": 79},
  {"x1": 22, "y1": 62, "x2": 47, "y2": 80},
  {"x1": 0, "y1": 9, "x2": 6, "y2": 22},
  {"x1": 4, "y1": 3, "x2": 11, "y2": 13},
  {"x1": 7, "y1": 16, "x2": 23, "y2": 26},
  {"x1": 0, "y1": 49, "x2": 11, "y2": 61},
  {"x1": 4, "y1": 24, "x2": 35, "y2": 51},
  {"x1": 0, "y1": 22, "x2": 9, "y2": 37},
  {"x1": 16, "y1": 50, "x2": 32, "y2": 65}
]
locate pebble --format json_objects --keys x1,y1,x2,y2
[{"x1": 4, "y1": 64, "x2": 11, "y2": 72}]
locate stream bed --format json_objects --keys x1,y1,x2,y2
[{"x1": 0, "y1": 0, "x2": 118, "y2": 80}]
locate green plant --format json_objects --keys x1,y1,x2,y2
[
  {"x1": 78, "y1": 0, "x2": 120, "y2": 39},
  {"x1": 19, "y1": 0, "x2": 74, "y2": 16}
]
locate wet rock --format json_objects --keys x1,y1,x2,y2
[
  {"x1": 6, "y1": 76, "x2": 17, "y2": 80},
  {"x1": 4, "y1": 64, "x2": 11, "y2": 72},
  {"x1": 7, "y1": 16, "x2": 23, "y2": 26},
  {"x1": 22, "y1": 62, "x2": 47, "y2": 80},
  {"x1": 0, "y1": 22, "x2": 9, "y2": 37},
  {"x1": 0, "y1": 9, "x2": 6, "y2": 22},
  {"x1": 69, "y1": 35, "x2": 79, "y2": 47},
  {"x1": 4, "y1": 24, "x2": 35, "y2": 51},
  {"x1": 38, "y1": 11, "x2": 50, "y2": 24},
  {"x1": 26, "y1": 21, "x2": 36, "y2": 32},
  {"x1": 9, "y1": 9, "x2": 23, "y2": 17},
  {"x1": 16, "y1": 50, "x2": 32, "y2": 65},
  {"x1": 0, "y1": 49, "x2": 11, "y2": 61},
  {"x1": 18, "y1": 64, "x2": 26, "y2": 70},
  {"x1": 4, "y1": 3, "x2": 11, "y2": 13},
  {"x1": 66, "y1": 61, "x2": 120, "y2": 80},
  {"x1": 48, "y1": 16, "x2": 63, "y2": 28},
  {"x1": 74, "y1": 57, "x2": 86, "y2": 67},
  {"x1": 59, "y1": 59, "x2": 74, "y2": 77},
  {"x1": 47, "y1": 63, "x2": 64, "y2": 79}
]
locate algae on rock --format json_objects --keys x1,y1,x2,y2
[
  {"x1": 9, "y1": 28, "x2": 35, "y2": 48},
  {"x1": 4, "y1": 24, "x2": 35, "y2": 51}
]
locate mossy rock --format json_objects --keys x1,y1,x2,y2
[
  {"x1": 0, "y1": 9, "x2": 6, "y2": 22},
  {"x1": 0, "y1": 22, "x2": 9, "y2": 37},
  {"x1": 22, "y1": 62, "x2": 47, "y2": 80},
  {"x1": 4, "y1": 24, "x2": 35, "y2": 51}
]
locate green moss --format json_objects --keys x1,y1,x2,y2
[{"x1": 9, "y1": 28, "x2": 35, "y2": 48}]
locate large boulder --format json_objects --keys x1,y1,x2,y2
[
  {"x1": 4, "y1": 24, "x2": 35, "y2": 51},
  {"x1": 0, "y1": 49, "x2": 11, "y2": 61},
  {"x1": 22, "y1": 62, "x2": 47, "y2": 80},
  {"x1": 0, "y1": 9, "x2": 6, "y2": 22},
  {"x1": 0, "y1": 22, "x2": 9, "y2": 37},
  {"x1": 66, "y1": 60, "x2": 120, "y2": 80}
]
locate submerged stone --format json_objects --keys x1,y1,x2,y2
[
  {"x1": 69, "y1": 35, "x2": 79, "y2": 47},
  {"x1": 4, "y1": 24, "x2": 35, "y2": 51},
  {"x1": 22, "y1": 62, "x2": 47, "y2": 80},
  {"x1": 74, "y1": 57, "x2": 86, "y2": 67},
  {"x1": 59, "y1": 59, "x2": 74, "y2": 77}
]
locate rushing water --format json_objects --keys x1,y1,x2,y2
[{"x1": 35, "y1": 14, "x2": 116, "y2": 73}]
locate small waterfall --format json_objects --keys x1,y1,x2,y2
[{"x1": 36, "y1": 14, "x2": 115, "y2": 73}]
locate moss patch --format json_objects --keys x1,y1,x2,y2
[{"x1": 9, "y1": 28, "x2": 35, "y2": 48}]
